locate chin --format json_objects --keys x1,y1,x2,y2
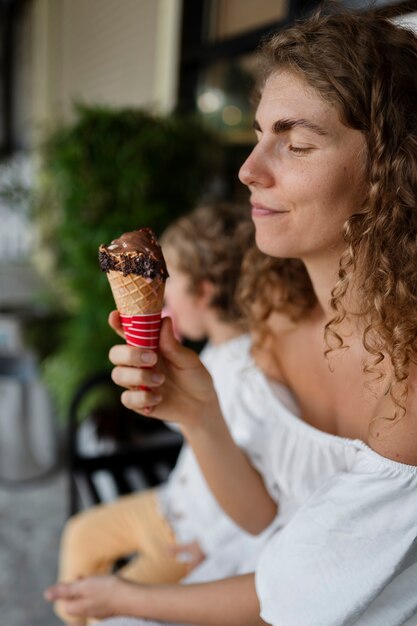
[
  {"x1": 255, "y1": 233, "x2": 297, "y2": 259},
  {"x1": 182, "y1": 329, "x2": 206, "y2": 342}
]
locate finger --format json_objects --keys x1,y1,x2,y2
[
  {"x1": 64, "y1": 598, "x2": 89, "y2": 617},
  {"x1": 111, "y1": 366, "x2": 164, "y2": 389},
  {"x1": 44, "y1": 587, "x2": 56, "y2": 602},
  {"x1": 121, "y1": 388, "x2": 162, "y2": 413},
  {"x1": 159, "y1": 317, "x2": 200, "y2": 370},
  {"x1": 44, "y1": 583, "x2": 77, "y2": 602},
  {"x1": 108, "y1": 310, "x2": 124, "y2": 338},
  {"x1": 109, "y1": 344, "x2": 157, "y2": 368},
  {"x1": 162, "y1": 306, "x2": 182, "y2": 341}
]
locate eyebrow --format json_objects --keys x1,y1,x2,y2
[{"x1": 253, "y1": 117, "x2": 328, "y2": 136}]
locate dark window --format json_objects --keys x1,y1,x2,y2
[
  {"x1": 0, "y1": 0, "x2": 28, "y2": 156},
  {"x1": 178, "y1": 0, "x2": 417, "y2": 199}
]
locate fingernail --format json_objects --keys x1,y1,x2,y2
[
  {"x1": 151, "y1": 393, "x2": 162, "y2": 403},
  {"x1": 141, "y1": 352, "x2": 156, "y2": 364},
  {"x1": 151, "y1": 373, "x2": 164, "y2": 384}
]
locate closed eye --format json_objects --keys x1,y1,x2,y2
[{"x1": 289, "y1": 145, "x2": 313, "y2": 154}]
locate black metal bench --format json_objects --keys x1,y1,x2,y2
[{"x1": 67, "y1": 371, "x2": 183, "y2": 516}]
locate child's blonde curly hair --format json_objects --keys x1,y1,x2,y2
[{"x1": 161, "y1": 202, "x2": 254, "y2": 324}]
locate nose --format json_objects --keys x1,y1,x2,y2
[{"x1": 238, "y1": 144, "x2": 272, "y2": 188}]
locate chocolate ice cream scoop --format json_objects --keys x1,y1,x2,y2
[
  {"x1": 99, "y1": 227, "x2": 168, "y2": 280},
  {"x1": 98, "y1": 227, "x2": 168, "y2": 339}
]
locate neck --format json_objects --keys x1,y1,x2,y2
[
  {"x1": 206, "y1": 311, "x2": 245, "y2": 346},
  {"x1": 302, "y1": 247, "x2": 356, "y2": 322}
]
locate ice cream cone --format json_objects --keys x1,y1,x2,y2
[
  {"x1": 106, "y1": 270, "x2": 164, "y2": 349},
  {"x1": 99, "y1": 227, "x2": 168, "y2": 350},
  {"x1": 106, "y1": 270, "x2": 165, "y2": 316}
]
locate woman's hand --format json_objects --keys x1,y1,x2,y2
[
  {"x1": 109, "y1": 316, "x2": 219, "y2": 428},
  {"x1": 44, "y1": 575, "x2": 134, "y2": 620},
  {"x1": 108, "y1": 309, "x2": 125, "y2": 339}
]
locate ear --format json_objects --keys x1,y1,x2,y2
[{"x1": 196, "y1": 279, "x2": 216, "y2": 308}]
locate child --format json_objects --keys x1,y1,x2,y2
[{"x1": 54, "y1": 201, "x2": 287, "y2": 624}]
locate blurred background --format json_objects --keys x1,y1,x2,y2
[{"x1": 0, "y1": 0, "x2": 416, "y2": 624}]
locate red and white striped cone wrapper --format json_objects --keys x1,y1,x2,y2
[
  {"x1": 120, "y1": 312, "x2": 162, "y2": 398},
  {"x1": 120, "y1": 312, "x2": 162, "y2": 350}
]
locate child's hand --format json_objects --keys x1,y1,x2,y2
[
  {"x1": 109, "y1": 317, "x2": 219, "y2": 428},
  {"x1": 169, "y1": 540, "x2": 206, "y2": 573},
  {"x1": 44, "y1": 575, "x2": 131, "y2": 619},
  {"x1": 108, "y1": 310, "x2": 125, "y2": 339}
]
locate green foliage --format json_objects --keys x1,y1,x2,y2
[{"x1": 35, "y1": 104, "x2": 222, "y2": 419}]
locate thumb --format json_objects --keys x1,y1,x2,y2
[
  {"x1": 108, "y1": 310, "x2": 125, "y2": 339},
  {"x1": 159, "y1": 317, "x2": 199, "y2": 370}
]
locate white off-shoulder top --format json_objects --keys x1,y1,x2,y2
[{"x1": 233, "y1": 365, "x2": 417, "y2": 626}]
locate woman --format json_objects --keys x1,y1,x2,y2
[{"x1": 45, "y1": 6, "x2": 417, "y2": 625}]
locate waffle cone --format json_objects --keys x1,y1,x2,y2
[{"x1": 107, "y1": 270, "x2": 165, "y2": 316}]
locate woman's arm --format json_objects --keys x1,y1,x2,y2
[
  {"x1": 179, "y1": 414, "x2": 277, "y2": 534},
  {"x1": 45, "y1": 573, "x2": 267, "y2": 626},
  {"x1": 109, "y1": 315, "x2": 277, "y2": 533}
]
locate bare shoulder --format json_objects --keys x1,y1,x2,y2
[
  {"x1": 368, "y1": 366, "x2": 417, "y2": 466},
  {"x1": 252, "y1": 311, "x2": 297, "y2": 383}
]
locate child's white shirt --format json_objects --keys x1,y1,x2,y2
[{"x1": 157, "y1": 334, "x2": 284, "y2": 578}]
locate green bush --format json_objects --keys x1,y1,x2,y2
[{"x1": 34, "y1": 104, "x2": 222, "y2": 419}]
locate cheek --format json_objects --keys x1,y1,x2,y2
[
  {"x1": 319, "y1": 161, "x2": 366, "y2": 217},
  {"x1": 164, "y1": 284, "x2": 183, "y2": 313},
  {"x1": 164, "y1": 284, "x2": 174, "y2": 307}
]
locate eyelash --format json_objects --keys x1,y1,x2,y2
[{"x1": 289, "y1": 145, "x2": 312, "y2": 154}]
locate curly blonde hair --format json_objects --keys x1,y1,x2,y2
[
  {"x1": 161, "y1": 202, "x2": 254, "y2": 324},
  {"x1": 239, "y1": 7, "x2": 417, "y2": 417}
]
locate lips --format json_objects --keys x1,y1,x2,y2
[{"x1": 251, "y1": 202, "x2": 289, "y2": 217}]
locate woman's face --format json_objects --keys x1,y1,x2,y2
[{"x1": 239, "y1": 70, "x2": 368, "y2": 262}]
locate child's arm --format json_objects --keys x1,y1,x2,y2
[
  {"x1": 109, "y1": 315, "x2": 277, "y2": 534},
  {"x1": 45, "y1": 573, "x2": 267, "y2": 626}
]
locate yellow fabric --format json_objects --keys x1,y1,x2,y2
[{"x1": 55, "y1": 489, "x2": 187, "y2": 625}]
